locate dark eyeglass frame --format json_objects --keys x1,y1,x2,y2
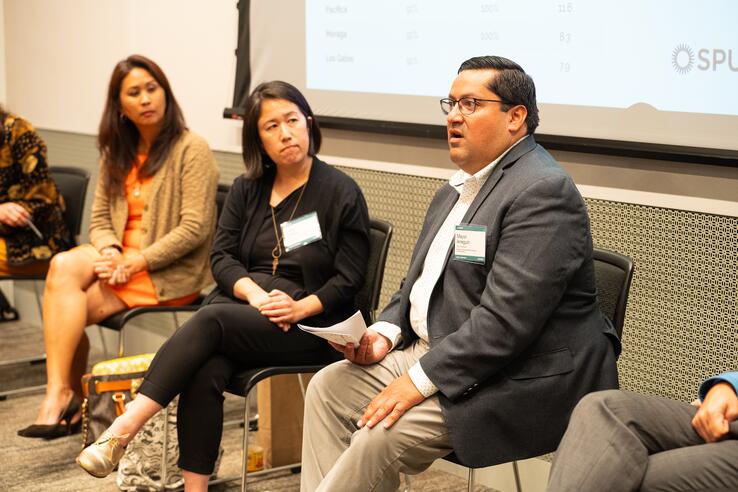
[{"x1": 440, "y1": 97, "x2": 506, "y2": 115}]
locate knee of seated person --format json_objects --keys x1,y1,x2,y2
[
  {"x1": 350, "y1": 420, "x2": 406, "y2": 453},
  {"x1": 575, "y1": 389, "x2": 624, "y2": 415},
  {"x1": 170, "y1": 306, "x2": 221, "y2": 341},
  {"x1": 305, "y1": 360, "x2": 348, "y2": 403},
  {"x1": 188, "y1": 303, "x2": 222, "y2": 327},
  {"x1": 47, "y1": 250, "x2": 82, "y2": 282}
]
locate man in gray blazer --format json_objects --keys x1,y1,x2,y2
[{"x1": 300, "y1": 55, "x2": 620, "y2": 492}]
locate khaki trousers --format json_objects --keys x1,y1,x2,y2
[{"x1": 300, "y1": 340, "x2": 453, "y2": 492}]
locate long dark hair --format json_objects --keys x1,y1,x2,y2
[
  {"x1": 241, "y1": 81, "x2": 321, "y2": 179},
  {"x1": 97, "y1": 55, "x2": 186, "y2": 193}
]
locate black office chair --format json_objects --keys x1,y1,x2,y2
[
  {"x1": 592, "y1": 247, "x2": 634, "y2": 339},
  {"x1": 436, "y1": 247, "x2": 635, "y2": 492},
  {"x1": 221, "y1": 218, "x2": 393, "y2": 492},
  {"x1": 0, "y1": 166, "x2": 90, "y2": 397},
  {"x1": 98, "y1": 183, "x2": 231, "y2": 358}
]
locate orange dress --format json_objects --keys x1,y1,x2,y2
[{"x1": 109, "y1": 154, "x2": 200, "y2": 308}]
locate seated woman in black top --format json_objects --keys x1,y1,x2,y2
[{"x1": 77, "y1": 81, "x2": 371, "y2": 488}]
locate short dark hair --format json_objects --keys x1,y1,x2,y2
[
  {"x1": 97, "y1": 54, "x2": 186, "y2": 193},
  {"x1": 458, "y1": 56, "x2": 539, "y2": 134},
  {"x1": 241, "y1": 81, "x2": 321, "y2": 178}
]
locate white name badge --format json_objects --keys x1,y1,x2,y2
[
  {"x1": 281, "y1": 211, "x2": 323, "y2": 252},
  {"x1": 454, "y1": 224, "x2": 486, "y2": 264}
]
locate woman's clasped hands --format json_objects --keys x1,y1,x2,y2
[
  {"x1": 93, "y1": 247, "x2": 148, "y2": 286},
  {"x1": 258, "y1": 289, "x2": 306, "y2": 332}
]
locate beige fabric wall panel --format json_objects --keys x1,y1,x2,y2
[
  {"x1": 321, "y1": 129, "x2": 738, "y2": 204},
  {"x1": 586, "y1": 200, "x2": 738, "y2": 401}
]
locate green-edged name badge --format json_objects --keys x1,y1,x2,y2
[
  {"x1": 453, "y1": 224, "x2": 486, "y2": 264},
  {"x1": 281, "y1": 211, "x2": 323, "y2": 252}
]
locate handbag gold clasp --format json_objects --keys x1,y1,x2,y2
[{"x1": 112, "y1": 392, "x2": 126, "y2": 416}]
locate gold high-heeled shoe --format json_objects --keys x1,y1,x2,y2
[{"x1": 76, "y1": 431, "x2": 129, "y2": 478}]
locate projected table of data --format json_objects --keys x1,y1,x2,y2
[{"x1": 306, "y1": 0, "x2": 738, "y2": 115}]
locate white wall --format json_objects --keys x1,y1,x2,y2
[
  {"x1": 3, "y1": 0, "x2": 242, "y2": 152},
  {"x1": 0, "y1": 0, "x2": 6, "y2": 105}
]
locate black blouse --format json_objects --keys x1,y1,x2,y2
[
  {"x1": 209, "y1": 158, "x2": 370, "y2": 325},
  {"x1": 248, "y1": 189, "x2": 305, "y2": 284}
]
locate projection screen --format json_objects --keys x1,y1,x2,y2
[{"x1": 235, "y1": 0, "x2": 738, "y2": 159}]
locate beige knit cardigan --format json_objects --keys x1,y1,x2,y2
[{"x1": 89, "y1": 131, "x2": 219, "y2": 301}]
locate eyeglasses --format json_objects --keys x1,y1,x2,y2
[{"x1": 440, "y1": 97, "x2": 505, "y2": 115}]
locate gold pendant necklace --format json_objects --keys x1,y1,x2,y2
[
  {"x1": 270, "y1": 182, "x2": 307, "y2": 275},
  {"x1": 133, "y1": 182, "x2": 142, "y2": 198}
]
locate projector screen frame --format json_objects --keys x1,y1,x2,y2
[{"x1": 316, "y1": 116, "x2": 738, "y2": 168}]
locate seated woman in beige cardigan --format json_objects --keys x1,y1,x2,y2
[{"x1": 17, "y1": 54, "x2": 219, "y2": 439}]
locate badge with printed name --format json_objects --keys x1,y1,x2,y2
[
  {"x1": 454, "y1": 224, "x2": 486, "y2": 264},
  {"x1": 281, "y1": 211, "x2": 323, "y2": 252}
]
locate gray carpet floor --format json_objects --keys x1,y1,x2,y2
[{"x1": 0, "y1": 319, "x2": 494, "y2": 491}]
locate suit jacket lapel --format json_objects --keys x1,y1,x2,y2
[
  {"x1": 440, "y1": 135, "x2": 538, "y2": 267},
  {"x1": 404, "y1": 186, "x2": 458, "y2": 288},
  {"x1": 461, "y1": 135, "x2": 537, "y2": 224}
]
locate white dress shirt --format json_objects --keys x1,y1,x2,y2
[{"x1": 373, "y1": 138, "x2": 524, "y2": 397}]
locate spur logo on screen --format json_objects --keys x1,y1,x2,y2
[
  {"x1": 672, "y1": 44, "x2": 738, "y2": 74},
  {"x1": 672, "y1": 44, "x2": 694, "y2": 74}
]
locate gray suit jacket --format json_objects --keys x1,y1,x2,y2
[{"x1": 379, "y1": 135, "x2": 619, "y2": 466}]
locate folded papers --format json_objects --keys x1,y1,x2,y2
[{"x1": 298, "y1": 310, "x2": 367, "y2": 345}]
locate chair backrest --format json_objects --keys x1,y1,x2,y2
[
  {"x1": 50, "y1": 166, "x2": 91, "y2": 244},
  {"x1": 356, "y1": 218, "x2": 393, "y2": 324},
  {"x1": 593, "y1": 247, "x2": 635, "y2": 338},
  {"x1": 216, "y1": 183, "x2": 230, "y2": 221}
]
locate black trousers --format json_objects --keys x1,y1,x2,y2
[{"x1": 137, "y1": 294, "x2": 336, "y2": 474}]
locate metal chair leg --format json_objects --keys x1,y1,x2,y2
[
  {"x1": 32, "y1": 280, "x2": 43, "y2": 320},
  {"x1": 467, "y1": 467, "x2": 475, "y2": 492},
  {"x1": 241, "y1": 390, "x2": 251, "y2": 492},
  {"x1": 116, "y1": 329, "x2": 124, "y2": 358},
  {"x1": 402, "y1": 473, "x2": 412, "y2": 491},
  {"x1": 512, "y1": 460, "x2": 522, "y2": 492},
  {"x1": 0, "y1": 281, "x2": 46, "y2": 367},
  {"x1": 296, "y1": 373, "x2": 307, "y2": 399},
  {"x1": 160, "y1": 405, "x2": 170, "y2": 491},
  {"x1": 0, "y1": 281, "x2": 46, "y2": 398}
]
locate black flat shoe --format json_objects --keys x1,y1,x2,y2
[{"x1": 18, "y1": 396, "x2": 82, "y2": 439}]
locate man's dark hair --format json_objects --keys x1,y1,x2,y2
[
  {"x1": 241, "y1": 80, "x2": 322, "y2": 178},
  {"x1": 458, "y1": 56, "x2": 539, "y2": 134}
]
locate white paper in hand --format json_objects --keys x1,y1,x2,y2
[{"x1": 297, "y1": 310, "x2": 367, "y2": 345}]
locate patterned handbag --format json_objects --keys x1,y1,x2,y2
[
  {"x1": 80, "y1": 353, "x2": 155, "y2": 447},
  {"x1": 116, "y1": 396, "x2": 224, "y2": 491}
]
